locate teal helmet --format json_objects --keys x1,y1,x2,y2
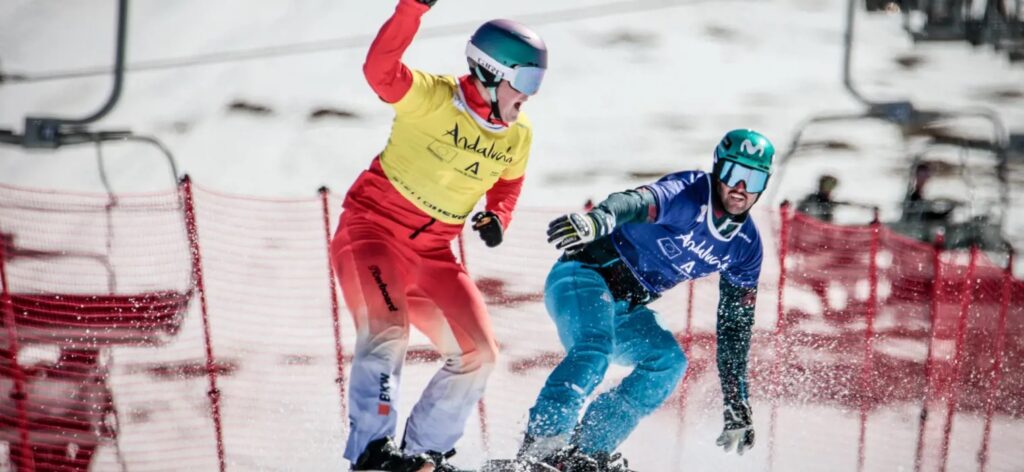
[
  {"x1": 466, "y1": 20, "x2": 546, "y2": 121},
  {"x1": 712, "y1": 129, "x2": 775, "y2": 193},
  {"x1": 467, "y1": 19, "x2": 547, "y2": 73}
]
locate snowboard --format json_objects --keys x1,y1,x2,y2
[{"x1": 478, "y1": 458, "x2": 559, "y2": 472}]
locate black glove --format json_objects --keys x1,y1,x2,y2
[
  {"x1": 716, "y1": 399, "x2": 755, "y2": 455},
  {"x1": 472, "y1": 211, "x2": 503, "y2": 247},
  {"x1": 546, "y1": 210, "x2": 614, "y2": 254},
  {"x1": 415, "y1": 0, "x2": 438, "y2": 7}
]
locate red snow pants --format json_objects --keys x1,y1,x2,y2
[{"x1": 331, "y1": 158, "x2": 498, "y2": 460}]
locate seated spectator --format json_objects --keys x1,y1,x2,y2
[
  {"x1": 901, "y1": 162, "x2": 957, "y2": 222},
  {"x1": 797, "y1": 174, "x2": 840, "y2": 222}
]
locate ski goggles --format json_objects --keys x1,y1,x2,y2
[
  {"x1": 714, "y1": 160, "x2": 771, "y2": 193},
  {"x1": 466, "y1": 43, "x2": 545, "y2": 95}
]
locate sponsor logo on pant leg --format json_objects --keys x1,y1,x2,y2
[
  {"x1": 378, "y1": 373, "x2": 392, "y2": 415},
  {"x1": 368, "y1": 265, "x2": 399, "y2": 312}
]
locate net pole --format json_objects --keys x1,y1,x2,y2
[
  {"x1": 0, "y1": 230, "x2": 34, "y2": 470},
  {"x1": 977, "y1": 250, "x2": 1013, "y2": 472},
  {"x1": 767, "y1": 202, "x2": 792, "y2": 472},
  {"x1": 319, "y1": 187, "x2": 348, "y2": 438},
  {"x1": 686, "y1": 280, "x2": 695, "y2": 344},
  {"x1": 456, "y1": 232, "x2": 491, "y2": 455},
  {"x1": 673, "y1": 279, "x2": 697, "y2": 459},
  {"x1": 856, "y1": 212, "x2": 881, "y2": 472},
  {"x1": 180, "y1": 176, "x2": 226, "y2": 472},
  {"x1": 939, "y1": 246, "x2": 979, "y2": 472},
  {"x1": 679, "y1": 278, "x2": 695, "y2": 408},
  {"x1": 914, "y1": 234, "x2": 945, "y2": 472}
]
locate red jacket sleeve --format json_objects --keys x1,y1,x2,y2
[
  {"x1": 485, "y1": 176, "x2": 524, "y2": 230},
  {"x1": 363, "y1": 0, "x2": 430, "y2": 103}
]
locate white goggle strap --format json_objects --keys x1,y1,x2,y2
[
  {"x1": 466, "y1": 42, "x2": 516, "y2": 84},
  {"x1": 466, "y1": 42, "x2": 508, "y2": 121}
]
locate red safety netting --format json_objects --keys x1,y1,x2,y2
[
  {"x1": 768, "y1": 205, "x2": 1023, "y2": 472},
  {"x1": 0, "y1": 183, "x2": 1020, "y2": 472},
  {"x1": 0, "y1": 182, "x2": 197, "y2": 470}
]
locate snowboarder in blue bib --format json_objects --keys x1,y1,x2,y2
[{"x1": 518, "y1": 129, "x2": 774, "y2": 471}]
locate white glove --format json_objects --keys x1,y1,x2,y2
[{"x1": 716, "y1": 399, "x2": 755, "y2": 455}]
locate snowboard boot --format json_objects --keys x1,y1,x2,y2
[
  {"x1": 588, "y1": 451, "x2": 634, "y2": 472},
  {"x1": 546, "y1": 446, "x2": 635, "y2": 472},
  {"x1": 425, "y1": 448, "x2": 460, "y2": 472},
  {"x1": 352, "y1": 437, "x2": 433, "y2": 472},
  {"x1": 517, "y1": 433, "x2": 569, "y2": 465}
]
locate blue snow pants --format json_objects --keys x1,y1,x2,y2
[{"x1": 526, "y1": 260, "x2": 687, "y2": 455}]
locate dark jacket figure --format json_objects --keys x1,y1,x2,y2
[
  {"x1": 797, "y1": 175, "x2": 839, "y2": 222},
  {"x1": 901, "y1": 163, "x2": 954, "y2": 223}
]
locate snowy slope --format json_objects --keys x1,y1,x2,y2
[{"x1": 2, "y1": 0, "x2": 1024, "y2": 470}]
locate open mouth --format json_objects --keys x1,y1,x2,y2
[{"x1": 514, "y1": 102, "x2": 522, "y2": 111}]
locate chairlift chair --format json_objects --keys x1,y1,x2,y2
[
  {"x1": 904, "y1": 0, "x2": 974, "y2": 41},
  {"x1": 892, "y1": 140, "x2": 1012, "y2": 251},
  {"x1": 0, "y1": 136, "x2": 192, "y2": 471}
]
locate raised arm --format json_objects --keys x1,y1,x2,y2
[{"x1": 363, "y1": 0, "x2": 433, "y2": 103}]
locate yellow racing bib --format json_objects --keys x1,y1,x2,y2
[{"x1": 379, "y1": 70, "x2": 532, "y2": 224}]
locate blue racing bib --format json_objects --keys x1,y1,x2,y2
[{"x1": 610, "y1": 171, "x2": 763, "y2": 294}]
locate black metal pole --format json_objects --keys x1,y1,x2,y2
[
  {"x1": 18, "y1": 0, "x2": 129, "y2": 148},
  {"x1": 843, "y1": 0, "x2": 873, "y2": 106},
  {"x1": 62, "y1": 0, "x2": 129, "y2": 126}
]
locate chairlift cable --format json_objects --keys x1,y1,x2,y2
[{"x1": 0, "y1": 0, "x2": 713, "y2": 84}]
